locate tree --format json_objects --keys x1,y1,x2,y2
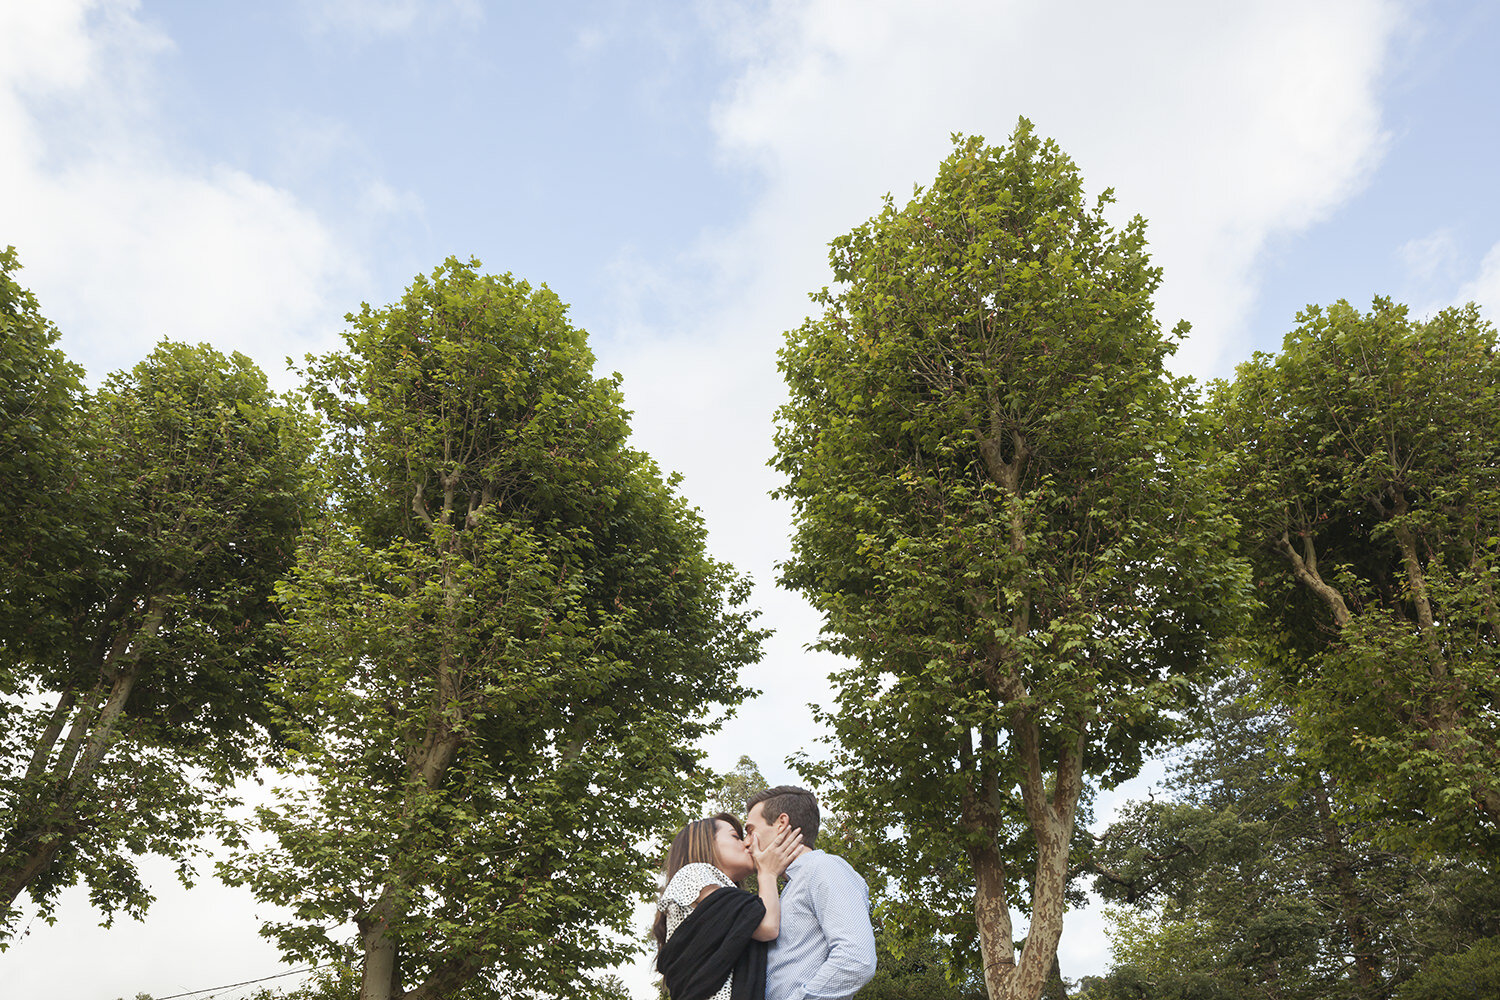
[
  {"x1": 1, "y1": 330, "x2": 317, "y2": 938},
  {"x1": 1084, "y1": 676, "x2": 1500, "y2": 1000},
  {"x1": 1216, "y1": 298, "x2": 1500, "y2": 854},
  {"x1": 856, "y1": 927, "x2": 987, "y2": 1000},
  {"x1": 0, "y1": 247, "x2": 85, "y2": 659},
  {"x1": 713, "y1": 754, "x2": 769, "y2": 817},
  {"x1": 772, "y1": 122, "x2": 1251, "y2": 1000},
  {"x1": 1394, "y1": 937, "x2": 1500, "y2": 1000},
  {"x1": 243, "y1": 966, "x2": 361, "y2": 1000},
  {"x1": 222, "y1": 258, "x2": 764, "y2": 1000}
]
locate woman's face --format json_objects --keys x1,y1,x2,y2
[{"x1": 713, "y1": 819, "x2": 753, "y2": 880}]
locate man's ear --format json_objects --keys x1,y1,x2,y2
[{"x1": 777, "y1": 813, "x2": 792, "y2": 830}]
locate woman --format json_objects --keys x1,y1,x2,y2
[{"x1": 654, "y1": 812, "x2": 803, "y2": 1000}]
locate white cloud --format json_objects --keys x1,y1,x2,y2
[
  {"x1": 573, "y1": 23, "x2": 608, "y2": 58},
  {"x1": 0, "y1": 0, "x2": 360, "y2": 386},
  {"x1": 1397, "y1": 233, "x2": 1500, "y2": 325},
  {"x1": 1456, "y1": 241, "x2": 1500, "y2": 324},
  {"x1": 693, "y1": 0, "x2": 1402, "y2": 379},
  {"x1": 1399, "y1": 227, "x2": 1460, "y2": 283},
  {"x1": 0, "y1": 0, "x2": 154, "y2": 96},
  {"x1": 1394, "y1": 227, "x2": 1469, "y2": 318},
  {"x1": 599, "y1": 4, "x2": 1406, "y2": 992},
  {"x1": 603, "y1": 0, "x2": 1406, "y2": 750},
  {"x1": 356, "y1": 176, "x2": 427, "y2": 220}
]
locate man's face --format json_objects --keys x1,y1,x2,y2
[{"x1": 744, "y1": 801, "x2": 787, "y2": 851}]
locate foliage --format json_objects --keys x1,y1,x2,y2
[
  {"x1": 712, "y1": 754, "x2": 768, "y2": 818},
  {"x1": 241, "y1": 965, "x2": 361, "y2": 1000},
  {"x1": 1216, "y1": 298, "x2": 1500, "y2": 854},
  {"x1": 1084, "y1": 676, "x2": 1500, "y2": 1000},
  {"x1": 0, "y1": 246, "x2": 86, "y2": 663},
  {"x1": 773, "y1": 121, "x2": 1252, "y2": 1000},
  {"x1": 223, "y1": 258, "x2": 764, "y2": 1000},
  {"x1": 1393, "y1": 936, "x2": 1500, "y2": 1000},
  {"x1": 856, "y1": 927, "x2": 986, "y2": 1000},
  {"x1": 1, "y1": 315, "x2": 317, "y2": 939}
]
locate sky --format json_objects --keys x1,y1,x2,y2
[{"x1": 3, "y1": 0, "x2": 1499, "y2": 997}]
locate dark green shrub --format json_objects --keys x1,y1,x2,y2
[{"x1": 1395, "y1": 937, "x2": 1500, "y2": 1000}]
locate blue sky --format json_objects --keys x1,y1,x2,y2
[{"x1": 4, "y1": 1, "x2": 1499, "y2": 997}]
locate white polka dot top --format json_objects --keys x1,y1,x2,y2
[{"x1": 660, "y1": 862, "x2": 738, "y2": 1000}]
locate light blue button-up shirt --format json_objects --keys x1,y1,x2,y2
[{"x1": 766, "y1": 849, "x2": 878, "y2": 1000}]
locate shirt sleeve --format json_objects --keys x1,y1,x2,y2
[{"x1": 797, "y1": 857, "x2": 878, "y2": 1000}]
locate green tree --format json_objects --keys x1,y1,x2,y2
[
  {"x1": 1394, "y1": 937, "x2": 1500, "y2": 1000},
  {"x1": 856, "y1": 927, "x2": 987, "y2": 1000},
  {"x1": 0, "y1": 247, "x2": 85, "y2": 660},
  {"x1": 713, "y1": 754, "x2": 768, "y2": 817},
  {"x1": 1, "y1": 332, "x2": 317, "y2": 938},
  {"x1": 1085, "y1": 677, "x2": 1500, "y2": 1000},
  {"x1": 222, "y1": 259, "x2": 764, "y2": 1000},
  {"x1": 1216, "y1": 298, "x2": 1500, "y2": 854},
  {"x1": 773, "y1": 123, "x2": 1251, "y2": 1000}
]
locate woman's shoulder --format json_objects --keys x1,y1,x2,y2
[
  {"x1": 662, "y1": 863, "x2": 734, "y2": 906},
  {"x1": 667, "y1": 862, "x2": 733, "y2": 889}
]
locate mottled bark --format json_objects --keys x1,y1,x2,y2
[
  {"x1": 969, "y1": 421, "x2": 1086, "y2": 1000},
  {"x1": 359, "y1": 893, "x2": 400, "y2": 1000},
  {"x1": 963, "y1": 693, "x2": 1085, "y2": 1000},
  {"x1": 1009, "y1": 720, "x2": 1083, "y2": 1000},
  {"x1": 23, "y1": 691, "x2": 76, "y2": 785},
  {"x1": 361, "y1": 613, "x2": 466, "y2": 1000},
  {"x1": 969, "y1": 837, "x2": 1016, "y2": 1000}
]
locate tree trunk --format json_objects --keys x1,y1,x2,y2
[
  {"x1": 23, "y1": 690, "x2": 76, "y2": 784},
  {"x1": 968, "y1": 709, "x2": 1084, "y2": 1000},
  {"x1": 1479, "y1": 786, "x2": 1500, "y2": 827},
  {"x1": 65, "y1": 658, "x2": 145, "y2": 805},
  {"x1": 359, "y1": 896, "x2": 400, "y2": 1000},
  {"x1": 1, "y1": 644, "x2": 150, "y2": 912},
  {"x1": 360, "y1": 689, "x2": 464, "y2": 1000},
  {"x1": 1277, "y1": 532, "x2": 1351, "y2": 627},
  {"x1": 0, "y1": 837, "x2": 69, "y2": 912},
  {"x1": 1001, "y1": 717, "x2": 1084, "y2": 1000},
  {"x1": 1311, "y1": 777, "x2": 1380, "y2": 992},
  {"x1": 1011, "y1": 802, "x2": 1077, "y2": 1000},
  {"x1": 969, "y1": 837, "x2": 1016, "y2": 1000}
]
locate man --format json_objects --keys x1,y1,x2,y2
[{"x1": 743, "y1": 785, "x2": 877, "y2": 1000}]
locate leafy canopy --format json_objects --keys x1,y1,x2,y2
[
  {"x1": 225, "y1": 258, "x2": 764, "y2": 1000},
  {"x1": 2, "y1": 319, "x2": 315, "y2": 938},
  {"x1": 774, "y1": 122, "x2": 1251, "y2": 995},
  {"x1": 1217, "y1": 297, "x2": 1500, "y2": 854}
]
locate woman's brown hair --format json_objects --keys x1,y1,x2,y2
[{"x1": 652, "y1": 812, "x2": 744, "y2": 948}]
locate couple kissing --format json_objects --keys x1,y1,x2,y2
[{"x1": 654, "y1": 785, "x2": 877, "y2": 1000}]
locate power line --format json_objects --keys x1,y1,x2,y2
[{"x1": 150, "y1": 965, "x2": 322, "y2": 1000}]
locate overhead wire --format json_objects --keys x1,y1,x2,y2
[{"x1": 148, "y1": 964, "x2": 322, "y2": 1000}]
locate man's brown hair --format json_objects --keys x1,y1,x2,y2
[{"x1": 745, "y1": 785, "x2": 819, "y2": 849}]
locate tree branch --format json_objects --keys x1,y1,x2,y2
[
  {"x1": 1276, "y1": 531, "x2": 1351, "y2": 628},
  {"x1": 24, "y1": 690, "x2": 77, "y2": 784}
]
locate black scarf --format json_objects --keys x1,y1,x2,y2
[{"x1": 656, "y1": 885, "x2": 768, "y2": 1000}]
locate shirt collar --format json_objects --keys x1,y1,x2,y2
[{"x1": 785, "y1": 848, "x2": 821, "y2": 877}]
